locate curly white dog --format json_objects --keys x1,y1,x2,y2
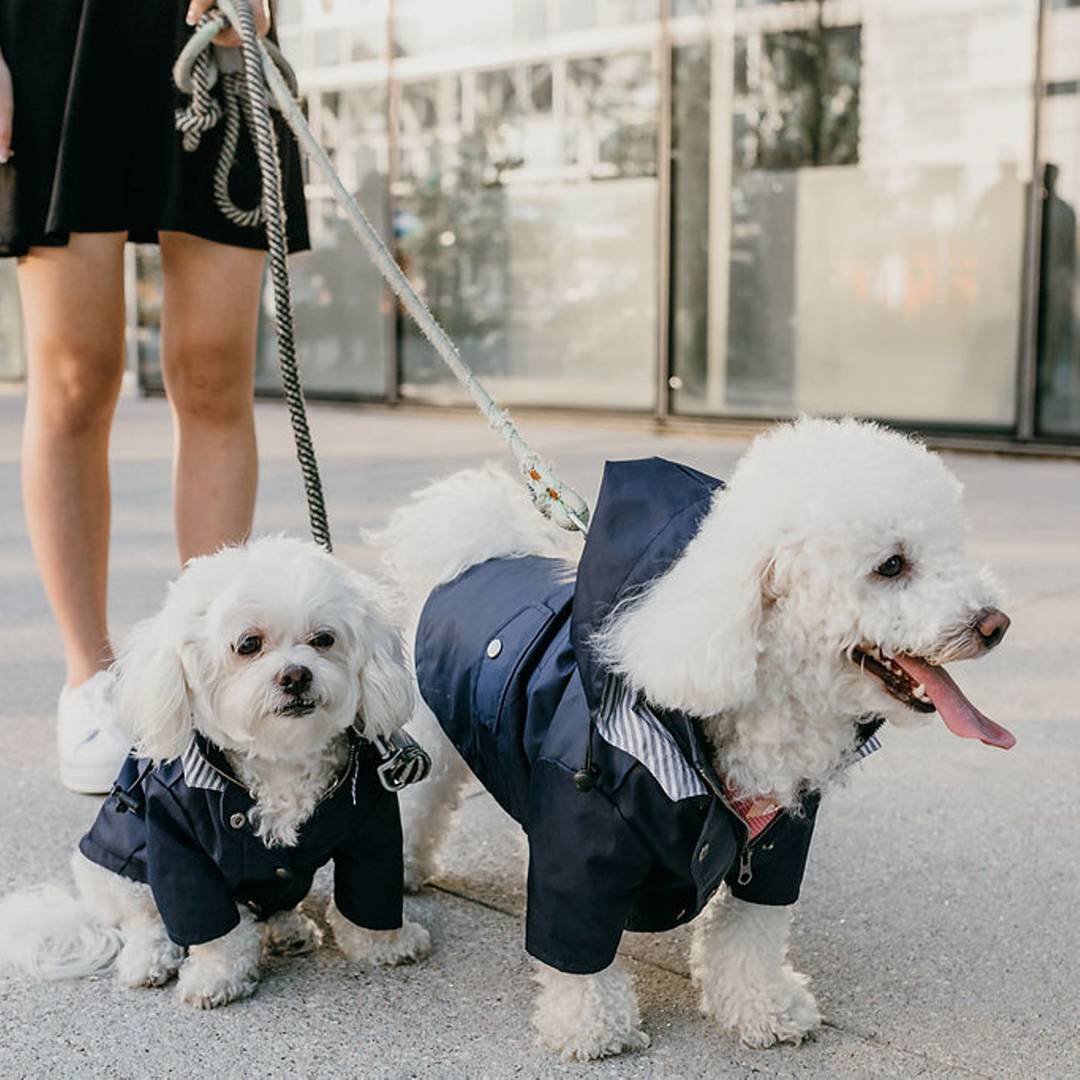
[
  {"x1": 0, "y1": 536, "x2": 430, "y2": 1008},
  {"x1": 378, "y1": 418, "x2": 1014, "y2": 1060}
]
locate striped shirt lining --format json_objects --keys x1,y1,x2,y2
[
  {"x1": 594, "y1": 677, "x2": 882, "y2": 808},
  {"x1": 181, "y1": 737, "x2": 229, "y2": 793}
]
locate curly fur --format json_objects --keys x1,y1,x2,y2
[
  {"x1": 326, "y1": 902, "x2": 432, "y2": 966},
  {"x1": 377, "y1": 417, "x2": 1010, "y2": 1057},
  {"x1": 533, "y1": 961, "x2": 650, "y2": 1061},
  {"x1": 691, "y1": 889, "x2": 820, "y2": 1048}
]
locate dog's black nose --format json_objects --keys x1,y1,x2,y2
[
  {"x1": 277, "y1": 664, "x2": 312, "y2": 694},
  {"x1": 975, "y1": 608, "x2": 1010, "y2": 650}
]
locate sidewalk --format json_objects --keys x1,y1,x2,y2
[{"x1": 1, "y1": 389, "x2": 1077, "y2": 1079}]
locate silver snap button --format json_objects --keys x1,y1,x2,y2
[
  {"x1": 274, "y1": 867, "x2": 291, "y2": 880},
  {"x1": 486, "y1": 638, "x2": 502, "y2": 659},
  {"x1": 229, "y1": 812, "x2": 247, "y2": 829},
  {"x1": 698, "y1": 843, "x2": 710, "y2": 862}
]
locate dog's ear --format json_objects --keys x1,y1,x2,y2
[
  {"x1": 114, "y1": 582, "x2": 194, "y2": 762},
  {"x1": 348, "y1": 575, "x2": 415, "y2": 738},
  {"x1": 595, "y1": 511, "x2": 769, "y2": 718}
]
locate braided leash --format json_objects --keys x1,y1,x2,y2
[{"x1": 173, "y1": 3, "x2": 590, "y2": 536}]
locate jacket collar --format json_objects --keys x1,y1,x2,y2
[
  {"x1": 571, "y1": 457, "x2": 723, "y2": 713},
  {"x1": 189, "y1": 729, "x2": 362, "y2": 798}
]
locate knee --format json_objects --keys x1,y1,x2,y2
[
  {"x1": 165, "y1": 338, "x2": 254, "y2": 427},
  {"x1": 29, "y1": 339, "x2": 123, "y2": 438}
]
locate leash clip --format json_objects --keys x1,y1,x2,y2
[{"x1": 368, "y1": 730, "x2": 432, "y2": 792}]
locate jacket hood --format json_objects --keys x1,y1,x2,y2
[{"x1": 571, "y1": 458, "x2": 723, "y2": 712}]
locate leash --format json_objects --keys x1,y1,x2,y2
[{"x1": 173, "y1": 1, "x2": 590, "y2": 537}]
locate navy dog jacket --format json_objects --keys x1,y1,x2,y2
[
  {"x1": 416, "y1": 458, "x2": 880, "y2": 975},
  {"x1": 79, "y1": 728, "x2": 403, "y2": 947}
]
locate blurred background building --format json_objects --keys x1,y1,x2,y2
[{"x1": 3, "y1": 0, "x2": 1080, "y2": 446}]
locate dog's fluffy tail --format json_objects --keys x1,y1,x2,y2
[
  {"x1": 371, "y1": 465, "x2": 581, "y2": 615},
  {"x1": 0, "y1": 884, "x2": 121, "y2": 981}
]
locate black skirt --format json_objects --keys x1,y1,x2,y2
[{"x1": 0, "y1": 0, "x2": 309, "y2": 258}]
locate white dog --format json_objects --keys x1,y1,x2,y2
[
  {"x1": 377, "y1": 418, "x2": 1013, "y2": 1060},
  {"x1": 0, "y1": 536, "x2": 430, "y2": 1007}
]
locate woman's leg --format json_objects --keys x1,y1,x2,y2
[
  {"x1": 17, "y1": 232, "x2": 127, "y2": 687},
  {"x1": 158, "y1": 231, "x2": 264, "y2": 563}
]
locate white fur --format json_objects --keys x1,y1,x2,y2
[
  {"x1": 326, "y1": 902, "x2": 432, "y2": 966},
  {"x1": 0, "y1": 537, "x2": 425, "y2": 1006},
  {"x1": 263, "y1": 906, "x2": 323, "y2": 956},
  {"x1": 691, "y1": 889, "x2": 820, "y2": 1048},
  {"x1": 377, "y1": 418, "x2": 1008, "y2": 1057},
  {"x1": 176, "y1": 909, "x2": 263, "y2": 1009},
  {"x1": 533, "y1": 961, "x2": 650, "y2": 1061}
]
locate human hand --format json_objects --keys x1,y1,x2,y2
[
  {"x1": 185, "y1": 0, "x2": 270, "y2": 47},
  {"x1": 0, "y1": 49, "x2": 13, "y2": 164}
]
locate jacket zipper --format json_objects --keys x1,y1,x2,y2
[
  {"x1": 679, "y1": 714, "x2": 784, "y2": 889},
  {"x1": 734, "y1": 813, "x2": 784, "y2": 886}
]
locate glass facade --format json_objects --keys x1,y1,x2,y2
[
  {"x1": 1037, "y1": 0, "x2": 1080, "y2": 436},
  {"x1": 0, "y1": 262, "x2": 21, "y2": 379},
  {"x1": 670, "y1": 0, "x2": 1033, "y2": 427},
  {"x1": 391, "y1": 2, "x2": 661, "y2": 408},
  {"x1": 3, "y1": 1, "x2": 1079, "y2": 444}
]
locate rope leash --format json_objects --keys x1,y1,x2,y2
[{"x1": 173, "y1": 3, "x2": 590, "y2": 536}]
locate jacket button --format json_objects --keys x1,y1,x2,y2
[
  {"x1": 486, "y1": 638, "x2": 502, "y2": 659},
  {"x1": 230, "y1": 812, "x2": 247, "y2": 829},
  {"x1": 698, "y1": 843, "x2": 710, "y2": 862},
  {"x1": 274, "y1": 867, "x2": 293, "y2": 880}
]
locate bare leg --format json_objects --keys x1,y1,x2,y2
[
  {"x1": 690, "y1": 888, "x2": 821, "y2": 1048},
  {"x1": 17, "y1": 234, "x2": 127, "y2": 686},
  {"x1": 158, "y1": 231, "x2": 263, "y2": 563}
]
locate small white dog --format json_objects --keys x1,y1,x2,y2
[
  {"x1": 0, "y1": 536, "x2": 430, "y2": 1008},
  {"x1": 377, "y1": 418, "x2": 1014, "y2": 1060}
]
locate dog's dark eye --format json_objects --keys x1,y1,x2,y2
[
  {"x1": 235, "y1": 634, "x2": 263, "y2": 656},
  {"x1": 874, "y1": 554, "x2": 906, "y2": 579},
  {"x1": 309, "y1": 631, "x2": 335, "y2": 650}
]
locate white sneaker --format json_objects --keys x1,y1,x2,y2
[{"x1": 57, "y1": 670, "x2": 132, "y2": 795}]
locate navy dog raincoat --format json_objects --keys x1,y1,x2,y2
[
  {"x1": 79, "y1": 728, "x2": 404, "y2": 947},
  {"x1": 416, "y1": 458, "x2": 881, "y2": 975}
]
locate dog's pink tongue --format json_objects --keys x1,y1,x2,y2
[{"x1": 893, "y1": 655, "x2": 1015, "y2": 750}]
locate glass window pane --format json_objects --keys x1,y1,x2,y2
[
  {"x1": 1037, "y1": 2, "x2": 1080, "y2": 437},
  {"x1": 393, "y1": 6, "x2": 660, "y2": 409},
  {"x1": 0, "y1": 263, "x2": 24, "y2": 379},
  {"x1": 671, "y1": 0, "x2": 1037, "y2": 428}
]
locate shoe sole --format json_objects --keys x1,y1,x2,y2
[{"x1": 59, "y1": 758, "x2": 121, "y2": 796}]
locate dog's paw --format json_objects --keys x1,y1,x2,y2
[
  {"x1": 542, "y1": 1025, "x2": 652, "y2": 1062},
  {"x1": 116, "y1": 934, "x2": 184, "y2": 989},
  {"x1": 402, "y1": 855, "x2": 433, "y2": 895},
  {"x1": 533, "y1": 961, "x2": 650, "y2": 1061},
  {"x1": 328, "y1": 903, "x2": 432, "y2": 966},
  {"x1": 263, "y1": 909, "x2": 323, "y2": 957},
  {"x1": 702, "y1": 967, "x2": 821, "y2": 1049},
  {"x1": 176, "y1": 959, "x2": 260, "y2": 1009}
]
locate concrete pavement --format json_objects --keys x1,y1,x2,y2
[{"x1": 0, "y1": 387, "x2": 1077, "y2": 1079}]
